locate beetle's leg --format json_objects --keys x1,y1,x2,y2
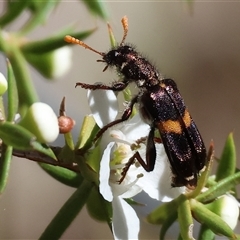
[
  {"x1": 75, "y1": 81, "x2": 129, "y2": 91},
  {"x1": 145, "y1": 126, "x2": 157, "y2": 171},
  {"x1": 95, "y1": 95, "x2": 138, "y2": 140},
  {"x1": 118, "y1": 126, "x2": 156, "y2": 183}
]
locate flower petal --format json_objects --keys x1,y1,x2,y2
[
  {"x1": 119, "y1": 114, "x2": 150, "y2": 142},
  {"x1": 112, "y1": 197, "x2": 140, "y2": 240},
  {"x1": 87, "y1": 88, "x2": 118, "y2": 128},
  {"x1": 99, "y1": 142, "x2": 115, "y2": 202},
  {"x1": 111, "y1": 178, "x2": 142, "y2": 198},
  {"x1": 137, "y1": 144, "x2": 184, "y2": 201}
]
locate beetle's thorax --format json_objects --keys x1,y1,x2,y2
[{"x1": 103, "y1": 45, "x2": 160, "y2": 88}]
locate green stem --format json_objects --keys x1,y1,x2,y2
[
  {"x1": 0, "y1": 144, "x2": 13, "y2": 194},
  {"x1": 39, "y1": 179, "x2": 93, "y2": 240},
  {"x1": 6, "y1": 58, "x2": 18, "y2": 122},
  {"x1": 8, "y1": 48, "x2": 38, "y2": 113}
]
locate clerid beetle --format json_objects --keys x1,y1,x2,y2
[{"x1": 64, "y1": 16, "x2": 207, "y2": 189}]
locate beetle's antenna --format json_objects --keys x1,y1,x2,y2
[
  {"x1": 64, "y1": 35, "x2": 105, "y2": 57},
  {"x1": 120, "y1": 16, "x2": 128, "y2": 46}
]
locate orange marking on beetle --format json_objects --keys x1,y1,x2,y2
[
  {"x1": 158, "y1": 120, "x2": 182, "y2": 134},
  {"x1": 182, "y1": 110, "x2": 191, "y2": 128},
  {"x1": 158, "y1": 110, "x2": 191, "y2": 134}
]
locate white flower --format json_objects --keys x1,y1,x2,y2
[
  {"x1": 87, "y1": 86, "x2": 118, "y2": 128},
  {"x1": 88, "y1": 88, "x2": 184, "y2": 239},
  {"x1": 99, "y1": 114, "x2": 183, "y2": 202}
]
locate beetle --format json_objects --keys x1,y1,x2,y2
[{"x1": 64, "y1": 16, "x2": 207, "y2": 189}]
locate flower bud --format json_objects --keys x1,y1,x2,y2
[
  {"x1": 0, "y1": 72, "x2": 8, "y2": 96},
  {"x1": 18, "y1": 102, "x2": 59, "y2": 143},
  {"x1": 206, "y1": 195, "x2": 239, "y2": 230},
  {"x1": 23, "y1": 46, "x2": 72, "y2": 79},
  {"x1": 58, "y1": 115, "x2": 75, "y2": 134}
]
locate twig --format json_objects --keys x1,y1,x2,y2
[{"x1": 8, "y1": 147, "x2": 80, "y2": 173}]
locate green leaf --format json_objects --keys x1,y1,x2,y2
[
  {"x1": 31, "y1": 142, "x2": 57, "y2": 160},
  {"x1": 147, "y1": 195, "x2": 181, "y2": 224},
  {"x1": 39, "y1": 179, "x2": 93, "y2": 239},
  {"x1": 57, "y1": 143, "x2": 75, "y2": 165},
  {"x1": 0, "y1": 122, "x2": 36, "y2": 150},
  {"x1": 177, "y1": 234, "x2": 183, "y2": 240},
  {"x1": 86, "y1": 186, "x2": 112, "y2": 223},
  {"x1": 178, "y1": 197, "x2": 194, "y2": 240},
  {"x1": 6, "y1": 59, "x2": 18, "y2": 122},
  {"x1": 190, "y1": 199, "x2": 236, "y2": 238},
  {"x1": 76, "y1": 146, "x2": 100, "y2": 185},
  {"x1": 0, "y1": 122, "x2": 56, "y2": 159},
  {"x1": 0, "y1": 144, "x2": 13, "y2": 194},
  {"x1": 196, "y1": 171, "x2": 240, "y2": 203},
  {"x1": 0, "y1": 1, "x2": 29, "y2": 27},
  {"x1": 107, "y1": 21, "x2": 116, "y2": 48},
  {"x1": 124, "y1": 198, "x2": 145, "y2": 206},
  {"x1": 21, "y1": 28, "x2": 96, "y2": 54},
  {"x1": 82, "y1": 0, "x2": 108, "y2": 20},
  {"x1": 20, "y1": 0, "x2": 61, "y2": 35},
  {"x1": 23, "y1": 50, "x2": 58, "y2": 79},
  {"x1": 159, "y1": 210, "x2": 178, "y2": 240},
  {"x1": 63, "y1": 131, "x2": 75, "y2": 151},
  {"x1": 215, "y1": 132, "x2": 236, "y2": 181},
  {"x1": 198, "y1": 225, "x2": 215, "y2": 240},
  {"x1": 27, "y1": 0, "x2": 54, "y2": 13},
  {"x1": 85, "y1": 143, "x2": 101, "y2": 173},
  {"x1": 76, "y1": 115, "x2": 99, "y2": 151},
  {"x1": 8, "y1": 48, "x2": 38, "y2": 112},
  {"x1": 39, "y1": 163, "x2": 83, "y2": 188}
]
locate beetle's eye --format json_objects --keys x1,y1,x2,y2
[{"x1": 114, "y1": 51, "x2": 119, "y2": 57}]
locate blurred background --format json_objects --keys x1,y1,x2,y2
[{"x1": 0, "y1": 1, "x2": 240, "y2": 239}]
